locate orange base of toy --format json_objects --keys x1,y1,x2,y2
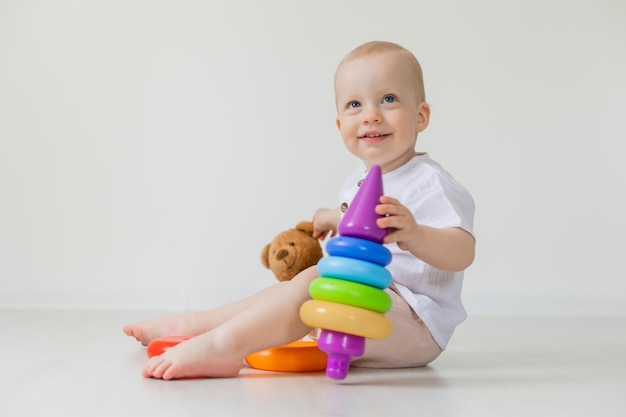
[{"x1": 245, "y1": 340, "x2": 327, "y2": 373}]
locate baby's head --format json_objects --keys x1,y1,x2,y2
[
  {"x1": 333, "y1": 41, "x2": 431, "y2": 173},
  {"x1": 335, "y1": 41, "x2": 426, "y2": 105}
]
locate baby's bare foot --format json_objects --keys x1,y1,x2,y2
[
  {"x1": 142, "y1": 332, "x2": 244, "y2": 379},
  {"x1": 123, "y1": 313, "x2": 202, "y2": 346}
]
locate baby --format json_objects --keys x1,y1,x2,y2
[{"x1": 124, "y1": 40, "x2": 475, "y2": 379}]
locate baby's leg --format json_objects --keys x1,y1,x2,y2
[
  {"x1": 123, "y1": 311, "x2": 214, "y2": 346},
  {"x1": 124, "y1": 280, "x2": 306, "y2": 345},
  {"x1": 351, "y1": 285, "x2": 442, "y2": 368},
  {"x1": 142, "y1": 266, "x2": 318, "y2": 379}
]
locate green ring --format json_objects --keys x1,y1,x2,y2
[{"x1": 309, "y1": 277, "x2": 392, "y2": 313}]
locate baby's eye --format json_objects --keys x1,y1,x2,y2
[
  {"x1": 383, "y1": 95, "x2": 396, "y2": 103},
  {"x1": 348, "y1": 101, "x2": 361, "y2": 109}
]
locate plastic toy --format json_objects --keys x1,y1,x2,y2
[
  {"x1": 146, "y1": 336, "x2": 191, "y2": 358},
  {"x1": 324, "y1": 236, "x2": 392, "y2": 266},
  {"x1": 316, "y1": 256, "x2": 392, "y2": 288},
  {"x1": 245, "y1": 340, "x2": 327, "y2": 372},
  {"x1": 299, "y1": 165, "x2": 393, "y2": 380},
  {"x1": 308, "y1": 277, "x2": 392, "y2": 313}
]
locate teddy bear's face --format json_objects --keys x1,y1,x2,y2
[{"x1": 261, "y1": 223, "x2": 323, "y2": 282}]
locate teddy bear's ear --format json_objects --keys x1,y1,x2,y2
[
  {"x1": 261, "y1": 244, "x2": 271, "y2": 269},
  {"x1": 295, "y1": 221, "x2": 315, "y2": 237}
]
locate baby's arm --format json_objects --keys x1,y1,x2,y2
[
  {"x1": 375, "y1": 196, "x2": 475, "y2": 272},
  {"x1": 312, "y1": 207, "x2": 341, "y2": 240}
]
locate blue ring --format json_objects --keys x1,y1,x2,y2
[
  {"x1": 325, "y1": 236, "x2": 392, "y2": 266},
  {"x1": 317, "y1": 256, "x2": 392, "y2": 289}
]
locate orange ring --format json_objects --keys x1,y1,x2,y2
[
  {"x1": 245, "y1": 340, "x2": 327, "y2": 372},
  {"x1": 146, "y1": 335, "x2": 191, "y2": 358}
]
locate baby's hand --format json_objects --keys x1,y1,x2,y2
[
  {"x1": 375, "y1": 196, "x2": 420, "y2": 252},
  {"x1": 312, "y1": 208, "x2": 339, "y2": 240}
]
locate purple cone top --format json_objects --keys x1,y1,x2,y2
[{"x1": 338, "y1": 165, "x2": 387, "y2": 243}]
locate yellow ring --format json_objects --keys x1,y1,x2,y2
[{"x1": 300, "y1": 299, "x2": 392, "y2": 340}]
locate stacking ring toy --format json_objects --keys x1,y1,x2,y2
[
  {"x1": 309, "y1": 277, "x2": 392, "y2": 313},
  {"x1": 245, "y1": 340, "x2": 327, "y2": 373},
  {"x1": 300, "y1": 299, "x2": 392, "y2": 339},
  {"x1": 146, "y1": 335, "x2": 191, "y2": 358},
  {"x1": 317, "y1": 256, "x2": 392, "y2": 289},
  {"x1": 325, "y1": 236, "x2": 392, "y2": 266}
]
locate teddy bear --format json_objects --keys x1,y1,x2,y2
[{"x1": 261, "y1": 221, "x2": 324, "y2": 282}]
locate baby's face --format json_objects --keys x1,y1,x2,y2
[{"x1": 335, "y1": 52, "x2": 429, "y2": 173}]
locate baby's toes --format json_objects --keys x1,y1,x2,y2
[{"x1": 143, "y1": 357, "x2": 164, "y2": 378}]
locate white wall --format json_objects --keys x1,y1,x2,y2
[{"x1": 1, "y1": 0, "x2": 625, "y2": 315}]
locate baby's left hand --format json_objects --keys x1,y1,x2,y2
[{"x1": 375, "y1": 196, "x2": 420, "y2": 252}]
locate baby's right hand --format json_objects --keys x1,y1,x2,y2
[{"x1": 312, "y1": 208, "x2": 340, "y2": 240}]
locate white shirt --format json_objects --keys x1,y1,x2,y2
[{"x1": 338, "y1": 154, "x2": 475, "y2": 349}]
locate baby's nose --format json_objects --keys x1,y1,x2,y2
[{"x1": 363, "y1": 109, "x2": 382, "y2": 124}]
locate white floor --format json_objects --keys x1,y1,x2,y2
[{"x1": 1, "y1": 310, "x2": 624, "y2": 417}]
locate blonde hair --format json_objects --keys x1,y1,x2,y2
[{"x1": 336, "y1": 41, "x2": 426, "y2": 102}]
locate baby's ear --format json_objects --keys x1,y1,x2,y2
[
  {"x1": 416, "y1": 102, "x2": 430, "y2": 133},
  {"x1": 336, "y1": 118, "x2": 341, "y2": 130}
]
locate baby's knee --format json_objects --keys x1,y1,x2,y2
[{"x1": 290, "y1": 265, "x2": 319, "y2": 287}]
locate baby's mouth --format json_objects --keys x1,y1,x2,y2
[{"x1": 358, "y1": 132, "x2": 390, "y2": 141}]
